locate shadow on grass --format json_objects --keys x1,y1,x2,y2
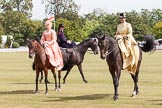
[
  {"x1": 0, "y1": 90, "x2": 34, "y2": 94},
  {"x1": 11, "y1": 82, "x2": 54, "y2": 84},
  {"x1": 11, "y1": 83, "x2": 35, "y2": 84},
  {"x1": 44, "y1": 94, "x2": 112, "y2": 102},
  {"x1": 148, "y1": 99, "x2": 162, "y2": 105}
]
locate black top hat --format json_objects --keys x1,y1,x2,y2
[
  {"x1": 119, "y1": 13, "x2": 126, "y2": 18},
  {"x1": 59, "y1": 23, "x2": 64, "y2": 28}
]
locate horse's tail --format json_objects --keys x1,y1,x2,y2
[
  {"x1": 138, "y1": 35, "x2": 156, "y2": 52},
  {"x1": 32, "y1": 62, "x2": 35, "y2": 70}
]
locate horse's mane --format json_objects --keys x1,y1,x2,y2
[
  {"x1": 77, "y1": 38, "x2": 95, "y2": 46},
  {"x1": 105, "y1": 35, "x2": 114, "y2": 40},
  {"x1": 33, "y1": 37, "x2": 44, "y2": 47},
  {"x1": 80, "y1": 38, "x2": 91, "y2": 43},
  {"x1": 104, "y1": 35, "x2": 118, "y2": 45}
]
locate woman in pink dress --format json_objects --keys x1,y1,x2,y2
[{"x1": 41, "y1": 20, "x2": 63, "y2": 70}]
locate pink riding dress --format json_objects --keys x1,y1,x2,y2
[{"x1": 41, "y1": 29, "x2": 64, "y2": 70}]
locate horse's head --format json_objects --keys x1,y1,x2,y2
[
  {"x1": 96, "y1": 34, "x2": 109, "y2": 59},
  {"x1": 27, "y1": 39, "x2": 38, "y2": 58},
  {"x1": 89, "y1": 38, "x2": 99, "y2": 55}
]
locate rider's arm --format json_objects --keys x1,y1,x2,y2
[
  {"x1": 59, "y1": 31, "x2": 67, "y2": 43},
  {"x1": 40, "y1": 31, "x2": 47, "y2": 45},
  {"x1": 48, "y1": 30, "x2": 56, "y2": 45},
  {"x1": 126, "y1": 23, "x2": 133, "y2": 37}
]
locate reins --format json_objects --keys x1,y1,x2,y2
[
  {"x1": 33, "y1": 42, "x2": 45, "y2": 55},
  {"x1": 105, "y1": 38, "x2": 123, "y2": 56},
  {"x1": 105, "y1": 45, "x2": 118, "y2": 56}
]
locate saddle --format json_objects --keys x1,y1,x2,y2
[{"x1": 60, "y1": 47, "x2": 74, "y2": 53}]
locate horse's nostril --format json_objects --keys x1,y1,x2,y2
[
  {"x1": 101, "y1": 55, "x2": 105, "y2": 60},
  {"x1": 29, "y1": 55, "x2": 33, "y2": 58},
  {"x1": 94, "y1": 52, "x2": 98, "y2": 55}
]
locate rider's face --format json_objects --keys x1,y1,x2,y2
[
  {"x1": 120, "y1": 18, "x2": 126, "y2": 23},
  {"x1": 46, "y1": 23, "x2": 52, "y2": 29},
  {"x1": 60, "y1": 27, "x2": 64, "y2": 31}
]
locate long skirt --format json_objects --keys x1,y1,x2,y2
[
  {"x1": 44, "y1": 43, "x2": 64, "y2": 70},
  {"x1": 117, "y1": 35, "x2": 139, "y2": 75}
]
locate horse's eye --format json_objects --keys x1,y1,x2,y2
[{"x1": 31, "y1": 45, "x2": 35, "y2": 49}]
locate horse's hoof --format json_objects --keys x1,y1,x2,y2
[
  {"x1": 35, "y1": 91, "x2": 38, "y2": 95},
  {"x1": 113, "y1": 96, "x2": 118, "y2": 101},
  {"x1": 84, "y1": 80, "x2": 88, "y2": 83},
  {"x1": 57, "y1": 88, "x2": 61, "y2": 92},
  {"x1": 136, "y1": 90, "x2": 139, "y2": 95},
  {"x1": 132, "y1": 92, "x2": 136, "y2": 97},
  {"x1": 47, "y1": 80, "x2": 51, "y2": 84},
  {"x1": 132, "y1": 90, "x2": 139, "y2": 97},
  {"x1": 113, "y1": 97, "x2": 118, "y2": 101},
  {"x1": 55, "y1": 88, "x2": 61, "y2": 92},
  {"x1": 131, "y1": 94, "x2": 135, "y2": 97},
  {"x1": 45, "y1": 92, "x2": 48, "y2": 95},
  {"x1": 114, "y1": 98, "x2": 118, "y2": 101},
  {"x1": 55, "y1": 88, "x2": 58, "y2": 91},
  {"x1": 39, "y1": 80, "x2": 42, "y2": 84},
  {"x1": 63, "y1": 81, "x2": 66, "y2": 84}
]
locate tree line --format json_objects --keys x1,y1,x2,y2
[{"x1": 0, "y1": 0, "x2": 162, "y2": 47}]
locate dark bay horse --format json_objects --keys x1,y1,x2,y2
[
  {"x1": 61, "y1": 38, "x2": 98, "y2": 84},
  {"x1": 97, "y1": 34, "x2": 155, "y2": 101},
  {"x1": 27, "y1": 39, "x2": 61, "y2": 94}
]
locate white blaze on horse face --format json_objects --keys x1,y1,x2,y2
[
  {"x1": 29, "y1": 48, "x2": 35, "y2": 58},
  {"x1": 89, "y1": 38, "x2": 99, "y2": 55},
  {"x1": 98, "y1": 41, "x2": 106, "y2": 59},
  {"x1": 101, "y1": 50, "x2": 106, "y2": 59},
  {"x1": 28, "y1": 42, "x2": 36, "y2": 58},
  {"x1": 92, "y1": 38, "x2": 98, "y2": 43}
]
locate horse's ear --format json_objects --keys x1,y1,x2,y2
[
  {"x1": 95, "y1": 34, "x2": 100, "y2": 39},
  {"x1": 100, "y1": 34, "x2": 105, "y2": 40},
  {"x1": 35, "y1": 36, "x2": 40, "y2": 41},
  {"x1": 26, "y1": 38, "x2": 31, "y2": 44}
]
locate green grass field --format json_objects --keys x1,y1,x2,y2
[{"x1": 0, "y1": 50, "x2": 162, "y2": 108}]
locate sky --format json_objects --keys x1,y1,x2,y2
[{"x1": 31, "y1": 0, "x2": 162, "y2": 20}]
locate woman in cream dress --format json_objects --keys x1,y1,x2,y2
[{"x1": 115, "y1": 13, "x2": 139, "y2": 75}]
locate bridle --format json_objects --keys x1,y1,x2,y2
[
  {"x1": 29, "y1": 42, "x2": 44, "y2": 56},
  {"x1": 105, "y1": 45, "x2": 118, "y2": 56},
  {"x1": 74, "y1": 39, "x2": 98, "y2": 53},
  {"x1": 100, "y1": 38, "x2": 120, "y2": 56}
]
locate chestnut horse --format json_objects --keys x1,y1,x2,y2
[
  {"x1": 27, "y1": 39, "x2": 61, "y2": 94},
  {"x1": 97, "y1": 34, "x2": 155, "y2": 100}
]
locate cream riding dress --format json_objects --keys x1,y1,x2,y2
[{"x1": 115, "y1": 22, "x2": 139, "y2": 75}]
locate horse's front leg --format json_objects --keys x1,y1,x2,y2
[
  {"x1": 77, "y1": 64, "x2": 88, "y2": 83},
  {"x1": 44, "y1": 69, "x2": 48, "y2": 95},
  {"x1": 35, "y1": 69, "x2": 40, "y2": 94},
  {"x1": 39, "y1": 71, "x2": 43, "y2": 83},
  {"x1": 63, "y1": 65, "x2": 73, "y2": 84},
  {"x1": 51, "y1": 69, "x2": 57, "y2": 91},
  {"x1": 131, "y1": 69, "x2": 139, "y2": 97},
  {"x1": 109, "y1": 67, "x2": 121, "y2": 101},
  {"x1": 40, "y1": 71, "x2": 51, "y2": 84},
  {"x1": 58, "y1": 70, "x2": 61, "y2": 92}
]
